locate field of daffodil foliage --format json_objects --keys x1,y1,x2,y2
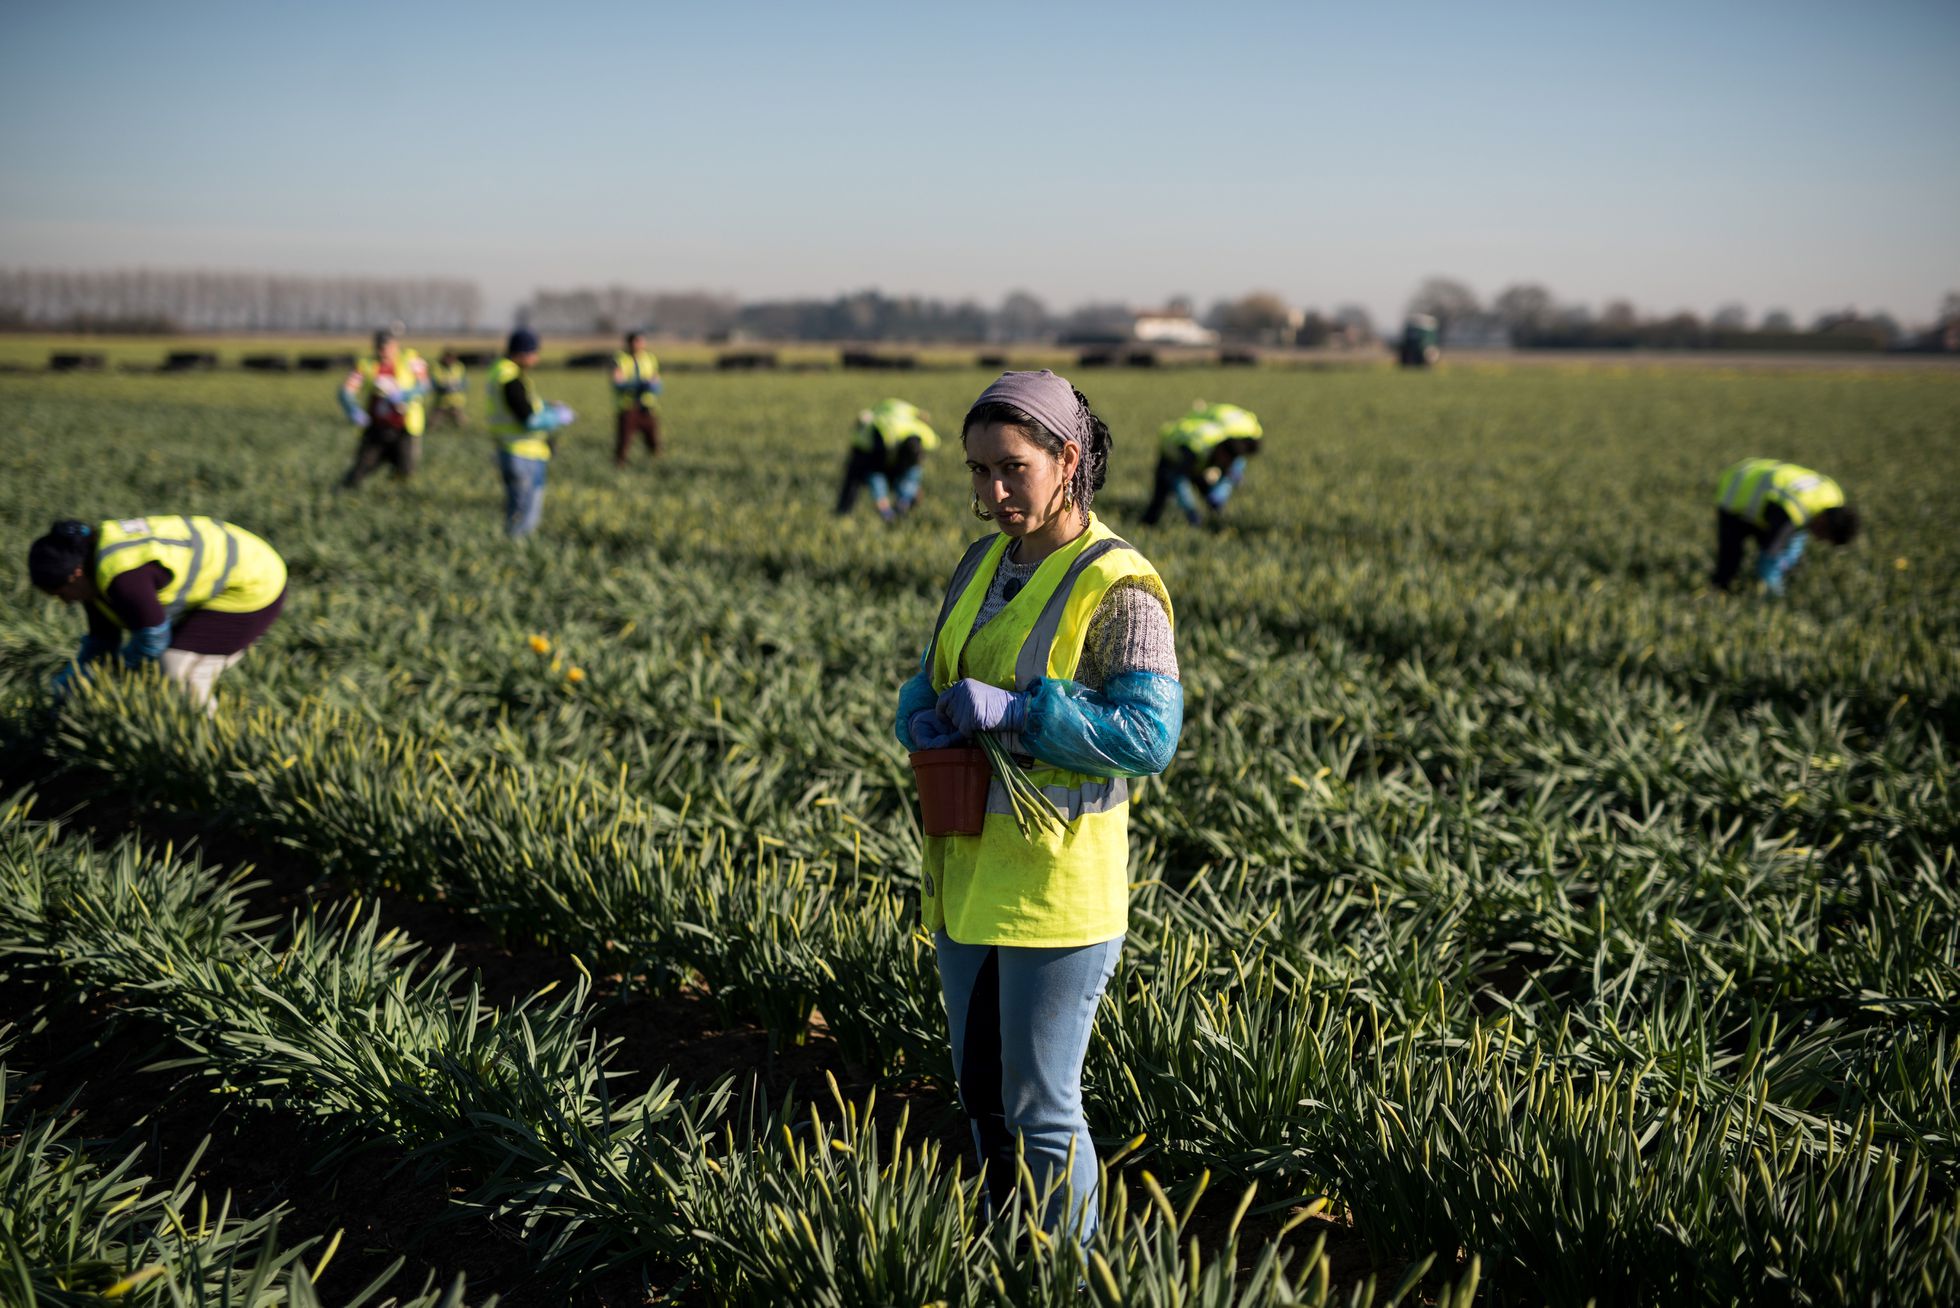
[{"x1": 1, "y1": 352, "x2": 1955, "y2": 1306}]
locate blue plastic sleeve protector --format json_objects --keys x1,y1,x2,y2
[
  {"x1": 867, "y1": 471, "x2": 893, "y2": 503},
  {"x1": 123, "y1": 623, "x2": 172, "y2": 668},
  {"x1": 1173, "y1": 477, "x2": 1201, "y2": 517},
  {"x1": 338, "y1": 388, "x2": 365, "y2": 422},
  {"x1": 1757, "y1": 529, "x2": 1808, "y2": 593},
  {"x1": 895, "y1": 465, "x2": 924, "y2": 506},
  {"x1": 895, "y1": 651, "x2": 939, "y2": 750},
  {"x1": 1019, "y1": 670, "x2": 1183, "y2": 778}
]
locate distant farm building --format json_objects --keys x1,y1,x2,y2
[{"x1": 1131, "y1": 309, "x2": 1219, "y2": 347}]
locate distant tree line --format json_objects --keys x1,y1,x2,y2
[
  {"x1": 522, "y1": 286, "x2": 1062, "y2": 343},
  {"x1": 520, "y1": 284, "x2": 1383, "y2": 347},
  {"x1": 0, "y1": 268, "x2": 482, "y2": 333},
  {"x1": 1406, "y1": 277, "x2": 1960, "y2": 352}
]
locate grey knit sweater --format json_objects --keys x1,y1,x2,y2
[{"x1": 971, "y1": 543, "x2": 1178, "y2": 689}]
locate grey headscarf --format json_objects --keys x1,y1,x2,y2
[{"x1": 963, "y1": 370, "x2": 1090, "y2": 451}]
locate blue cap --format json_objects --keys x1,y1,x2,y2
[{"x1": 507, "y1": 328, "x2": 540, "y2": 355}]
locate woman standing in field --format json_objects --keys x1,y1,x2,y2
[
  {"x1": 28, "y1": 515, "x2": 287, "y2": 712},
  {"x1": 897, "y1": 370, "x2": 1183, "y2": 1240}
]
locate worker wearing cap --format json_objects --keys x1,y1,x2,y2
[
  {"x1": 338, "y1": 328, "x2": 430, "y2": 488},
  {"x1": 837, "y1": 398, "x2": 940, "y2": 521},
  {"x1": 429, "y1": 349, "x2": 468, "y2": 429},
  {"x1": 1139, "y1": 401, "x2": 1263, "y2": 527},
  {"x1": 28, "y1": 515, "x2": 287, "y2": 713},
  {"x1": 1712, "y1": 458, "x2": 1859, "y2": 596},
  {"x1": 487, "y1": 329, "x2": 575, "y2": 539},
  {"x1": 610, "y1": 330, "x2": 664, "y2": 467}
]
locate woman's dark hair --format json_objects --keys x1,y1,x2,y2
[
  {"x1": 962, "y1": 387, "x2": 1113, "y2": 513},
  {"x1": 28, "y1": 519, "x2": 93, "y2": 592}
]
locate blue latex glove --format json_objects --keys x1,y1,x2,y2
[
  {"x1": 1207, "y1": 456, "x2": 1248, "y2": 508},
  {"x1": 124, "y1": 623, "x2": 171, "y2": 668},
  {"x1": 894, "y1": 661, "x2": 938, "y2": 748},
  {"x1": 644, "y1": 379, "x2": 663, "y2": 396},
  {"x1": 50, "y1": 639, "x2": 108, "y2": 701},
  {"x1": 936, "y1": 678, "x2": 1027, "y2": 736},
  {"x1": 50, "y1": 663, "x2": 82, "y2": 701},
  {"x1": 908, "y1": 709, "x2": 964, "y2": 751},
  {"x1": 526, "y1": 402, "x2": 575, "y2": 432}
]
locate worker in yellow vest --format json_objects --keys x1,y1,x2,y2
[
  {"x1": 1712, "y1": 458, "x2": 1859, "y2": 596},
  {"x1": 429, "y1": 349, "x2": 468, "y2": 429},
  {"x1": 895, "y1": 370, "x2": 1183, "y2": 1243},
  {"x1": 337, "y1": 327, "x2": 430, "y2": 488},
  {"x1": 610, "y1": 330, "x2": 663, "y2": 467},
  {"x1": 837, "y1": 398, "x2": 940, "y2": 521},
  {"x1": 487, "y1": 328, "x2": 574, "y2": 539},
  {"x1": 1140, "y1": 400, "x2": 1262, "y2": 527},
  {"x1": 28, "y1": 516, "x2": 288, "y2": 712}
]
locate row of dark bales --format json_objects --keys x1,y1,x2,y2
[{"x1": 43, "y1": 347, "x2": 1266, "y2": 375}]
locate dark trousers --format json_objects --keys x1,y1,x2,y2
[
  {"x1": 615, "y1": 408, "x2": 662, "y2": 464},
  {"x1": 342, "y1": 427, "x2": 420, "y2": 487},
  {"x1": 1712, "y1": 509, "x2": 1797, "y2": 590},
  {"x1": 171, "y1": 587, "x2": 287, "y2": 656},
  {"x1": 834, "y1": 438, "x2": 921, "y2": 514},
  {"x1": 1139, "y1": 454, "x2": 1196, "y2": 525}
]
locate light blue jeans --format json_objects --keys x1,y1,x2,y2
[
  {"x1": 499, "y1": 451, "x2": 547, "y2": 538},
  {"x1": 935, "y1": 930, "x2": 1123, "y2": 1241}
]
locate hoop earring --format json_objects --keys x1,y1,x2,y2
[{"x1": 971, "y1": 494, "x2": 994, "y2": 522}]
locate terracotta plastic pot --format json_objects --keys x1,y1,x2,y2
[{"x1": 909, "y1": 746, "x2": 991, "y2": 837}]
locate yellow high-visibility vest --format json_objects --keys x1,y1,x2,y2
[
  {"x1": 1203, "y1": 403, "x2": 1263, "y2": 441},
  {"x1": 356, "y1": 352, "x2": 427, "y2": 436},
  {"x1": 488, "y1": 358, "x2": 553, "y2": 461},
  {"x1": 90, "y1": 515, "x2": 286, "y2": 627},
  {"x1": 922, "y1": 513, "x2": 1171, "y2": 946},
  {"x1": 431, "y1": 360, "x2": 468, "y2": 410},
  {"x1": 612, "y1": 350, "x2": 662, "y2": 411},
  {"x1": 1159, "y1": 414, "x2": 1225, "y2": 458},
  {"x1": 854, "y1": 398, "x2": 940, "y2": 452},
  {"x1": 1717, "y1": 458, "x2": 1844, "y2": 527}
]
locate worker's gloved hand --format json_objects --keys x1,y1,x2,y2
[
  {"x1": 936, "y1": 679, "x2": 1026, "y2": 737},
  {"x1": 50, "y1": 661, "x2": 92, "y2": 703},
  {"x1": 123, "y1": 624, "x2": 171, "y2": 668},
  {"x1": 908, "y1": 708, "x2": 964, "y2": 751}
]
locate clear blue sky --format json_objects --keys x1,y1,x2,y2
[{"x1": 3, "y1": 0, "x2": 1955, "y2": 328}]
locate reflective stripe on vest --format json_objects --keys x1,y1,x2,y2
[
  {"x1": 986, "y1": 772, "x2": 1129, "y2": 821},
  {"x1": 920, "y1": 513, "x2": 1169, "y2": 946},
  {"x1": 91, "y1": 515, "x2": 283, "y2": 624},
  {"x1": 1717, "y1": 458, "x2": 1842, "y2": 527}
]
